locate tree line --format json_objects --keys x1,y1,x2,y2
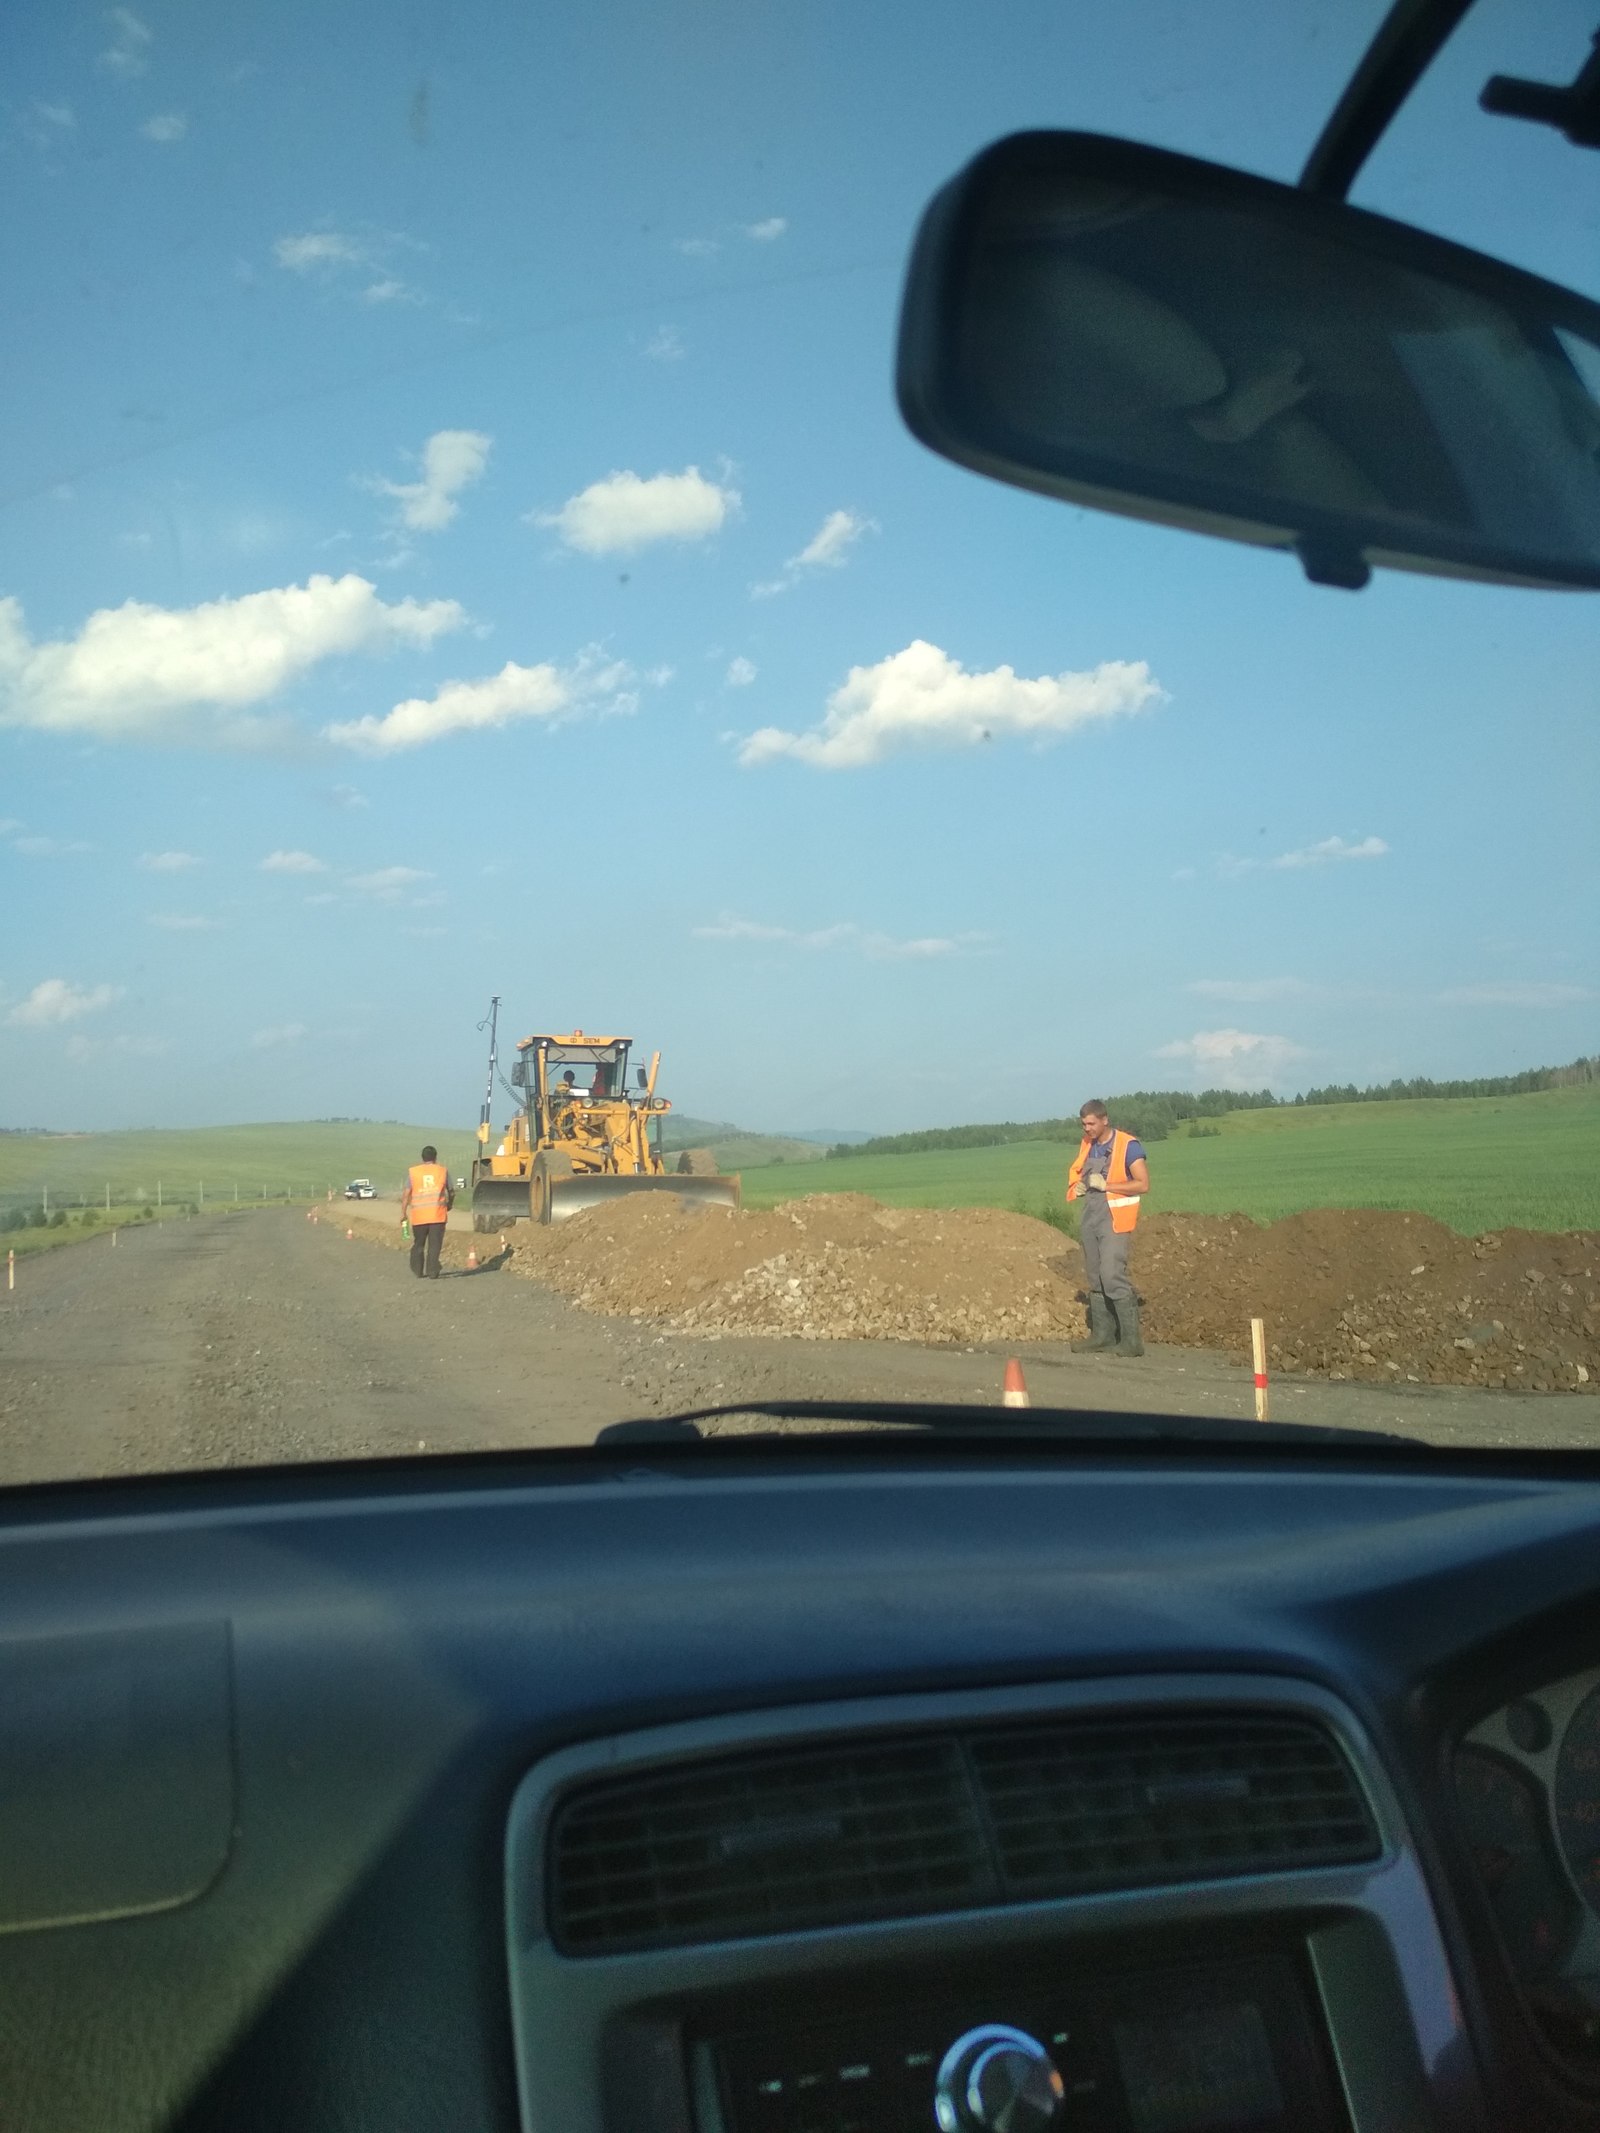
[{"x1": 825, "y1": 1053, "x2": 1600, "y2": 1159}]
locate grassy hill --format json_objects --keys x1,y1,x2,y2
[
  {"x1": 0, "y1": 1111, "x2": 823, "y2": 1217},
  {"x1": 741, "y1": 1083, "x2": 1600, "y2": 1236}
]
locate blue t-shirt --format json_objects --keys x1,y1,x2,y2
[{"x1": 1083, "y1": 1133, "x2": 1145, "y2": 1180}]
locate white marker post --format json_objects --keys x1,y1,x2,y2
[
  {"x1": 7, "y1": 1249, "x2": 13, "y2": 1292},
  {"x1": 1251, "y1": 1317, "x2": 1269, "y2": 1423}
]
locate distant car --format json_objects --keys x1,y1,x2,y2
[{"x1": 343, "y1": 1180, "x2": 376, "y2": 1200}]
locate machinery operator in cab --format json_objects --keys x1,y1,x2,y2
[{"x1": 1065, "y1": 1100, "x2": 1150, "y2": 1355}]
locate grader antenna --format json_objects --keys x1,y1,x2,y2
[{"x1": 475, "y1": 995, "x2": 501, "y2": 1148}]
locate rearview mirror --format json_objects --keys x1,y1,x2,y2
[{"x1": 897, "y1": 133, "x2": 1600, "y2": 590}]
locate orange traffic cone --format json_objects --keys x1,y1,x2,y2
[
  {"x1": 346, "y1": 1227, "x2": 354, "y2": 1240},
  {"x1": 1002, "y1": 1358, "x2": 1030, "y2": 1408},
  {"x1": 467, "y1": 1248, "x2": 478, "y2": 1269}
]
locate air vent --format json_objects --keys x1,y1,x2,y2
[
  {"x1": 547, "y1": 1710, "x2": 1378, "y2": 1955},
  {"x1": 549, "y1": 1736, "x2": 991, "y2": 1954},
  {"x1": 971, "y1": 1712, "x2": 1378, "y2": 1899}
]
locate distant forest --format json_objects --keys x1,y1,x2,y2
[{"x1": 826, "y1": 1053, "x2": 1600, "y2": 1158}]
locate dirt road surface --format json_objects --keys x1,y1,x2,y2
[{"x1": 0, "y1": 1209, "x2": 1593, "y2": 1487}]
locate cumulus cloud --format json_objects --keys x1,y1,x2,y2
[
  {"x1": 250, "y1": 1022, "x2": 306, "y2": 1049},
  {"x1": 745, "y1": 217, "x2": 787, "y2": 241},
  {"x1": 738, "y1": 640, "x2": 1162, "y2": 770},
  {"x1": 0, "y1": 574, "x2": 463, "y2": 746},
  {"x1": 348, "y1": 866, "x2": 431, "y2": 900},
  {"x1": 1219, "y1": 835, "x2": 1388, "y2": 877},
  {"x1": 694, "y1": 916, "x2": 978, "y2": 961},
  {"x1": 274, "y1": 230, "x2": 364, "y2": 273},
  {"x1": 260, "y1": 849, "x2": 327, "y2": 875},
  {"x1": 8, "y1": 834, "x2": 92, "y2": 857},
  {"x1": 6, "y1": 978, "x2": 122, "y2": 1029},
  {"x1": 752, "y1": 507, "x2": 877, "y2": 597},
  {"x1": 1154, "y1": 1028, "x2": 1309, "y2": 1089},
  {"x1": 99, "y1": 7, "x2": 151, "y2": 77},
  {"x1": 140, "y1": 112, "x2": 186, "y2": 143},
  {"x1": 725, "y1": 656, "x2": 757, "y2": 687},
  {"x1": 367, "y1": 429, "x2": 491, "y2": 533},
  {"x1": 536, "y1": 466, "x2": 738, "y2": 556},
  {"x1": 138, "y1": 849, "x2": 202, "y2": 871},
  {"x1": 1435, "y1": 982, "x2": 1595, "y2": 1008},
  {"x1": 324, "y1": 652, "x2": 636, "y2": 753}
]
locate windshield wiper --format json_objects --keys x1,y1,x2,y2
[{"x1": 595, "y1": 1401, "x2": 1425, "y2": 1451}]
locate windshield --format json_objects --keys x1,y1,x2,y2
[{"x1": 1, "y1": 0, "x2": 1597, "y2": 1480}]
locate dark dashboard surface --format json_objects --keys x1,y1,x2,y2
[{"x1": 6, "y1": 1441, "x2": 1600, "y2": 2132}]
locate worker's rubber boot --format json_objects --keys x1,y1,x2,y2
[
  {"x1": 1110, "y1": 1295, "x2": 1145, "y2": 1357},
  {"x1": 1071, "y1": 1293, "x2": 1116, "y2": 1353}
]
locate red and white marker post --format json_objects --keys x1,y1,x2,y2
[{"x1": 1251, "y1": 1317, "x2": 1270, "y2": 1422}]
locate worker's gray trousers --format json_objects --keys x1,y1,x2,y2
[{"x1": 1078, "y1": 1202, "x2": 1134, "y2": 1307}]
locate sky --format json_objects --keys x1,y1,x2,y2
[{"x1": 1, "y1": 0, "x2": 1597, "y2": 1136}]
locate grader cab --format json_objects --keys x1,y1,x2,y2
[{"x1": 469, "y1": 1023, "x2": 740, "y2": 1227}]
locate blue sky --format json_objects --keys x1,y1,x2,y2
[{"x1": 1, "y1": 0, "x2": 1596, "y2": 1135}]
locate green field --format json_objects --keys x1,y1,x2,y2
[
  {"x1": 740, "y1": 1084, "x2": 1600, "y2": 1236},
  {"x1": 0, "y1": 1121, "x2": 479, "y2": 1217}
]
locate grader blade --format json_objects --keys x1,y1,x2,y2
[{"x1": 545, "y1": 1172, "x2": 742, "y2": 1224}]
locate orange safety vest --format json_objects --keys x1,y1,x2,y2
[
  {"x1": 406, "y1": 1163, "x2": 451, "y2": 1225},
  {"x1": 1065, "y1": 1129, "x2": 1142, "y2": 1234}
]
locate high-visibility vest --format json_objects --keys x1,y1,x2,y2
[
  {"x1": 1066, "y1": 1129, "x2": 1142, "y2": 1233},
  {"x1": 406, "y1": 1163, "x2": 450, "y2": 1225}
]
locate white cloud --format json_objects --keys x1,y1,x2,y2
[
  {"x1": 694, "y1": 916, "x2": 978, "y2": 961},
  {"x1": 744, "y1": 217, "x2": 788, "y2": 242},
  {"x1": 147, "y1": 913, "x2": 221, "y2": 931},
  {"x1": 138, "y1": 849, "x2": 202, "y2": 872},
  {"x1": 738, "y1": 640, "x2": 1163, "y2": 770},
  {"x1": 360, "y1": 278, "x2": 418, "y2": 305},
  {"x1": 99, "y1": 8, "x2": 151, "y2": 77},
  {"x1": 325, "y1": 652, "x2": 635, "y2": 754},
  {"x1": 0, "y1": 574, "x2": 464, "y2": 746},
  {"x1": 250, "y1": 1022, "x2": 306, "y2": 1049},
  {"x1": 1186, "y1": 977, "x2": 1314, "y2": 1003},
  {"x1": 1154, "y1": 1028, "x2": 1310, "y2": 1089},
  {"x1": 22, "y1": 102, "x2": 76, "y2": 147},
  {"x1": 348, "y1": 866, "x2": 431, "y2": 900},
  {"x1": 645, "y1": 326, "x2": 685, "y2": 362},
  {"x1": 674, "y1": 237, "x2": 720, "y2": 259},
  {"x1": 1435, "y1": 982, "x2": 1595, "y2": 1008},
  {"x1": 1220, "y1": 835, "x2": 1388, "y2": 877},
  {"x1": 536, "y1": 466, "x2": 738, "y2": 556},
  {"x1": 752, "y1": 507, "x2": 877, "y2": 597},
  {"x1": 725, "y1": 656, "x2": 757, "y2": 688},
  {"x1": 140, "y1": 112, "x2": 186, "y2": 143},
  {"x1": 274, "y1": 230, "x2": 364, "y2": 273},
  {"x1": 6, "y1": 979, "x2": 122, "y2": 1029},
  {"x1": 8, "y1": 834, "x2": 92, "y2": 857},
  {"x1": 330, "y1": 784, "x2": 367, "y2": 809},
  {"x1": 367, "y1": 429, "x2": 490, "y2": 533},
  {"x1": 260, "y1": 849, "x2": 327, "y2": 875}
]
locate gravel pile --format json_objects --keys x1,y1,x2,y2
[{"x1": 501, "y1": 1190, "x2": 1600, "y2": 1394}]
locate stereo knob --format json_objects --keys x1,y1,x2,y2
[{"x1": 933, "y1": 2024, "x2": 1065, "y2": 2132}]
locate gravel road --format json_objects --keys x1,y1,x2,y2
[{"x1": 0, "y1": 1209, "x2": 1587, "y2": 1487}]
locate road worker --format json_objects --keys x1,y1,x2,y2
[
  {"x1": 1064, "y1": 1100, "x2": 1150, "y2": 1355},
  {"x1": 400, "y1": 1143, "x2": 453, "y2": 1281}
]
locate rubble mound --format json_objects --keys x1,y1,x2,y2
[{"x1": 503, "y1": 1191, "x2": 1600, "y2": 1393}]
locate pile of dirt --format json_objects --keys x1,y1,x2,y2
[
  {"x1": 506, "y1": 1192, "x2": 1082, "y2": 1346},
  {"x1": 498, "y1": 1190, "x2": 1600, "y2": 1394},
  {"x1": 1137, "y1": 1208, "x2": 1599, "y2": 1394}
]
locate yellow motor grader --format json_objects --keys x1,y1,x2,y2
[{"x1": 468, "y1": 1000, "x2": 740, "y2": 1227}]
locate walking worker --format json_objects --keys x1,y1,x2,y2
[
  {"x1": 1065, "y1": 1100, "x2": 1150, "y2": 1355},
  {"x1": 400, "y1": 1144, "x2": 453, "y2": 1281}
]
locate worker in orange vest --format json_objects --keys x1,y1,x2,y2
[
  {"x1": 1065, "y1": 1100, "x2": 1150, "y2": 1355},
  {"x1": 400, "y1": 1144, "x2": 453, "y2": 1280}
]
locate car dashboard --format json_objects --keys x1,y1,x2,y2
[{"x1": 7, "y1": 1438, "x2": 1600, "y2": 2133}]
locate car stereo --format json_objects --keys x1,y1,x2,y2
[{"x1": 699, "y1": 1952, "x2": 1346, "y2": 2133}]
